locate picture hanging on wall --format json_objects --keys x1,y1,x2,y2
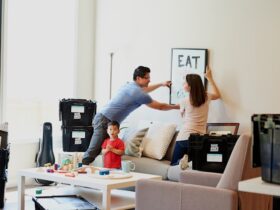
[{"x1": 170, "y1": 48, "x2": 208, "y2": 104}]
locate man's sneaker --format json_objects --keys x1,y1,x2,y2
[{"x1": 179, "y1": 154, "x2": 189, "y2": 170}]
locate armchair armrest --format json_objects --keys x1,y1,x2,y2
[
  {"x1": 136, "y1": 179, "x2": 182, "y2": 210},
  {"x1": 181, "y1": 183, "x2": 238, "y2": 210},
  {"x1": 180, "y1": 170, "x2": 222, "y2": 187},
  {"x1": 136, "y1": 179, "x2": 238, "y2": 210}
]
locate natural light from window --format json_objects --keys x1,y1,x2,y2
[{"x1": 5, "y1": 0, "x2": 77, "y2": 142}]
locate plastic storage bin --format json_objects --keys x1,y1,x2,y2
[
  {"x1": 252, "y1": 114, "x2": 280, "y2": 184},
  {"x1": 0, "y1": 130, "x2": 8, "y2": 149},
  {"x1": 32, "y1": 195, "x2": 99, "y2": 210},
  {"x1": 0, "y1": 179, "x2": 6, "y2": 208},
  {"x1": 0, "y1": 147, "x2": 9, "y2": 208},
  {"x1": 62, "y1": 126, "x2": 93, "y2": 152},
  {"x1": 189, "y1": 134, "x2": 239, "y2": 173},
  {"x1": 59, "y1": 98, "x2": 97, "y2": 127}
]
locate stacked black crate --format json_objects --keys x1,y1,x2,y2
[
  {"x1": 189, "y1": 133, "x2": 239, "y2": 173},
  {"x1": 0, "y1": 125, "x2": 9, "y2": 209},
  {"x1": 252, "y1": 114, "x2": 280, "y2": 184},
  {"x1": 59, "y1": 99, "x2": 97, "y2": 152}
]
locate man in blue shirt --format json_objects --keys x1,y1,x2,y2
[{"x1": 82, "y1": 66, "x2": 180, "y2": 165}]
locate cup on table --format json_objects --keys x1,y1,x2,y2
[{"x1": 121, "y1": 160, "x2": 135, "y2": 173}]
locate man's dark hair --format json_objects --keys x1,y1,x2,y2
[
  {"x1": 133, "y1": 66, "x2": 151, "y2": 81},
  {"x1": 108, "y1": 121, "x2": 120, "y2": 129}
]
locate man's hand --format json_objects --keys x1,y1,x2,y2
[
  {"x1": 143, "y1": 81, "x2": 172, "y2": 93},
  {"x1": 161, "y1": 81, "x2": 172, "y2": 88},
  {"x1": 147, "y1": 100, "x2": 180, "y2": 110}
]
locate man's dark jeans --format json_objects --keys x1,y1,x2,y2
[{"x1": 82, "y1": 113, "x2": 111, "y2": 165}]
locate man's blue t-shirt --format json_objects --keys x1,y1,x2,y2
[{"x1": 100, "y1": 82, "x2": 152, "y2": 123}]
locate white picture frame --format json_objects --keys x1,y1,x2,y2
[{"x1": 170, "y1": 48, "x2": 208, "y2": 104}]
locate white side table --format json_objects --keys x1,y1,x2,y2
[{"x1": 238, "y1": 177, "x2": 280, "y2": 196}]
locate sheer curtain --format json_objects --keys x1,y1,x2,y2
[{"x1": 4, "y1": 0, "x2": 77, "y2": 142}]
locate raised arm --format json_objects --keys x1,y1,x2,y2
[
  {"x1": 146, "y1": 100, "x2": 180, "y2": 110},
  {"x1": 205, "y1": 67, "x2": 221, "y2": 100},
  {"x1": 142, "y1": 81, "x2": 171, "y2": 93}
]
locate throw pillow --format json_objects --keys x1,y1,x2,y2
[
  {"x1": 142, "y1": 123, "x2": 177, "y2": 160},
  {"x1": 123, "y1": 127, "x2": 149, "y2": 157}
]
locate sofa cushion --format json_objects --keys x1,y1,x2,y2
[
  {"x1": 167, "y1": 165, "x2": 184, "y2": 181},
  {"x1": 142, "y1": 123, "x2": 177, "y2": 160},
  {"x1": 167, "y1": 162, "x2": 193, "y2": 181},
  {"x1": 93, "y1": 154, "x2": 103, "y2": 167},
  {"x1": 94, "y1": 154, "x2": 171, "y2": 179},
  {"x1": 123, "y1": 127, "x2": 148, "y2": 157},
  {"x1": 122, "y1": 155, "x2": 171, "y2": 179},
  {"x1": 164, "y1": 131, "x2": 178, "y2": 161}
]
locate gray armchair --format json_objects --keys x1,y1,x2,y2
[{"x1": 136, "y1": 134, "x2": 251, "y2": 210}]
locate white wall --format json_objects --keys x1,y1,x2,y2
[
  {"x1": 6, "y1": 0, "x2": 97, "y2": 187},
  {"x1": 75, "y1": 0, "x2": 97, "y2": 99},
  {"x1": 94, "y1": 0, "x2": 280, "y2": 133},
  {"x1": 7, "y1": 142, "x2": 38, "y2": 187},
  {"x1": 7, "y1": 139, "x2": 64, "y2": 188}
]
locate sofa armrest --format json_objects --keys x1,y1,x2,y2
[
  {"x1": 136, "y1": 179, "x2": 238, "y2": 210},
  {"x1": 180, "y1": 170, "x2": 222, "y2": 187}
]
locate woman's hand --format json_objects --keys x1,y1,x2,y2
[
  {"x1": 204, "y1": 66, "x2": 221, "y2": 100},
  {"x1": 204, "y1": 66, "x2": 213, "y2": 81}
]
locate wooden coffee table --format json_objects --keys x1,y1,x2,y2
[{"x1": 18, "y1": 168, "x2": 161, "y2": 210}]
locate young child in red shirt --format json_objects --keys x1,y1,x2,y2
[{"x1": 101, "y1": 121, "x2": 125, "y2": 169}]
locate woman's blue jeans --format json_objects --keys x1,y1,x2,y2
[{"x1": 171, "y1": 140, "x2": 189, "y2": 165}]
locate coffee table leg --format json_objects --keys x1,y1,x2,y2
[
  {"x1": 102, "y1": 188, "x2": 111, "y2": 210},
  {"x1": 18, "y1": 175, "x2": 25, "y2": 210}
]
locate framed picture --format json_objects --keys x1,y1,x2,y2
[{"x1": 170, "y1": 48, "x2": 208, "y2": 104}]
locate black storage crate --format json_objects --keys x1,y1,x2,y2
[
  {"x1": 32, "y1": 195, "x2": 99, "y2": 210},
  {"x1": 189, "y1": 134, "x2": 239, "y2": 173},
  {"x1": 0, "y1": 130, "x2": 8, "y2": 149},
  {"x1": 59, "y1": 99, "x2": 97, "y2": 126},
  {"x1": 62, "y1": 126, "x2": 93, "y2": 152},
  {"x1": 0, "y1": 147, "x2": 9, "y2": 208},
  {"x1": 0, "y1": 179, "x2": 6, "y2": 209},
  {"x1": 252, "y1": 114, "x2": 280, "y2": 184},
  {"x1": 0, "y1": 148, "x2": 9, "y2": 181}
]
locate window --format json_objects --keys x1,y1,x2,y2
[{"x1": 4, "y1": 0, "x2": 77, "y2": 142}]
